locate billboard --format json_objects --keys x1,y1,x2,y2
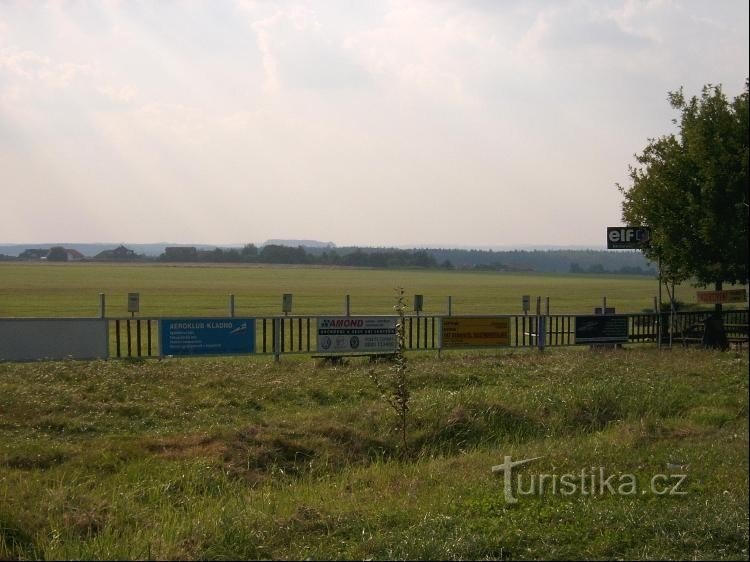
[
  {"x1": 696, "y1": 289, "x2": 747, "y2": 304},
  {"x1": 441, "y1": 317, "x2": 510, "y2": 348},
  {"x1": 0, "y1": 319, "x2": 108, "y2": 361},
  {"x1": 575, "y1": 315, "x2": 629, "y2": 344},
  {"x1": 607, "y1": 227, "x2": 651, "y2": 249},
  {"x1": 316, "y1": 316, "x2": 396, "y2": 353},
  {"x1": 160, "y1": 318, "x2": 255, "y2": 356}
]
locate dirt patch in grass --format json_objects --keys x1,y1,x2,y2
[
  {"x1": 144, "y1": 433, "x2": 225, "y2": 460},
  {"x1": 2, "y1": 449, "x2": 70, "y2": 470}
]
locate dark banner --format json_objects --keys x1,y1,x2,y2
[
  {"x1": 575, "y1": 315, "x2": 629, "y2": 343},
  {"x1": 607, "y1": 227, "x2": 651, "y2": 249}
]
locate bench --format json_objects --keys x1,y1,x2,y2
[{"x1": 311, "y1": 353, "x2": 397, "y2": 365}]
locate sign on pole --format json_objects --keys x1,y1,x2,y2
[
  {"x1": 606, "y1": 227, "x2": 651, "y2": 249},
  {"x1": 575, "y1": 315, "x2": 628, "y2": 344},
  {"x1": 696, "y1": 289, "x2": 747, "y2": 304},
  {"x1": 316, "y1": 316, "x2": 396, "y2": 353},
  {"x1": 160, "y1": 318, "x2": 255, "y2": 356},
  {"x1": 441, "y1": 317, "x2": 510, "y2": 348},
  {"x1": 127, "y1": 292, "x2": 140, "y2": 313}
]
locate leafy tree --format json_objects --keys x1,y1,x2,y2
[
  {"x1": 618, "y1": 81, "x2": 749, "y2": 303},
  {"x1": 160, "y1": 247, "x2": 198, "y2": 262},
  {"x1": 240, "y1": 243, "x2": 258, "y2": 262},
  {"x1": 259, "y1": 244, "x2": 308, "y2": 264},
  {"x1": 46, "y1": 246, "x2": 69, "y2": 262}
]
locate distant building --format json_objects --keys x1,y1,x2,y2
[
  {"x1": 64, "y1": 248, "x2": 85, "y2": 261},
  {"x1": 94, "y1": 245, "x2": 138, "y2": 261},
  {"x1": 19, "y1": 248, "x2": 50, "y2": 260},
  {"x1": 19, "y1": 247, "x2": 85, "y2": 261}
]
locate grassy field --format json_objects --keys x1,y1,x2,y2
[
  {"x1": 0, "y1": 347, "x2": 747, "y2": 559},
  {"x1": 0, "y1": 262, "x2": 718, "y2": 317}
]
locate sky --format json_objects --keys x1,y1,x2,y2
[{"x1": 0, "y1": 0, "x2": 748, "y2": 248}]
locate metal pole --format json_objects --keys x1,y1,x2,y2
[
  {"x1": 98, "y1": 293, "x2": 106, "y2": 319},
  {"x1": 657, "y1": 256, "x2": 662, "y2": 350},
  {"x1": 345, "y1": 294, "x2": 350, "y2": 316},
  {"x1": 447, "y1": 296, "x2": 452, "y2": 317},
  {"x1": 229, "y1": 294, "x2": 235, "y2": 318},
  {"x1": 667, "y1": 281, "x2": 684, "y2": 349},
  {"x1": 274, "y1": 318, "x2": 281, "y2": 362}
]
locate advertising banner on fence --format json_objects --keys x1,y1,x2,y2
[
  {"x1": 0, "y1": 319, "x2": 108, "y2": 361},
  {"x1": 575, "y1": 315, "x2": 629, "y2": 344},
  {"x1": 696, "y1": 289, "x2": 747, "y2": 304},
  {"x1": 316, "y1": 316, "x2": 396, "y2": 353},
  {"x1": 441, "y1": 317, "x2": 510, "y2": 348},
  {"x1": 160, "y1": 318, "x2": 255, "y2": 356}
]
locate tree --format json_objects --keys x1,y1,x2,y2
[
  {"x1": 46, "y1": 246, "x2": 69, "y2": 262},
  {"x1": 240, "y1": 243, "x2": 258, "y2": 262},
  {"x1": 618, "y1": 81, "x2": 749, "y2": 318}
]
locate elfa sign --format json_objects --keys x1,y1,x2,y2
[{"x1": 607, "y1": 227, "x2": 651, "y2": 249}]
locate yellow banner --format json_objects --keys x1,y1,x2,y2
[{"x1": 441, "y1": 317, "x2": 510, "y2": 347}]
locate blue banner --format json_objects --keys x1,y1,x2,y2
[{"x1": 160, "y1": 318, "x2": 255, "y2": 356}]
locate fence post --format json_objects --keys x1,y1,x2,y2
[
  {"x1": 537, "y1": 315, "x2": 546, "y2": 351},
  {"x1": 98, "y1": 293, "x2": 106, "y2": 319},
  {"x1": 447, "y1": 296, "x2": 452, "y2": 316},
  {"x1": 274, "y1": 317, "x2": 281, "y2": 362},
  {"x1": 535, "y1": 296, "x2": 541, "y2": 348},
  {"x1": 345, "y1": 294, "x2": 351, "y2": 316},
  {"x1": 229, "y1": 294, "x2": 235, "y2": 318}
]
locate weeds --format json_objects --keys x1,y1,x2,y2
[{"x1": 369, "y1": 287, "x2": 411, "y2": 455}]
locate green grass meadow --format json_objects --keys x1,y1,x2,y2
[
  {"x1": 0, "y1": 262, "x2": 706, "y2": 317},
  {"x1": 1, "y1": 263, "x2": 748, "y2": 559},
  {"x1": 0, "y1": 349, "x2": 747, "y2": 559}
]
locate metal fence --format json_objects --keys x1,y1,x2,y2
[{"x1": 106, "y1": 309, "x2": 748, "y2": 359}]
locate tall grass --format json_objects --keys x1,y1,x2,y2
[{"x1": 0, "y1": 347, "x2": 747, "y2": 559}]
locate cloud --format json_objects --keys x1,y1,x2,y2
[
  {"x1": 245, "y1": 5, "x2": 369, "y2": 93},
  {"x1": 521, "y1": 2, "x2": 652, "y2": 52},
  {"x1": 0, "y1": 46, "x2": 90, "y2": 86}
]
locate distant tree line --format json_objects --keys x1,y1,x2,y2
[
  {"x1": 569, "y1": 263, "x2": 655, "y2": 275},
  {"x1": 9, "y1": 243, "x2": 656, "y2": 275},
  {"x1": 158, "y1": 244, "x2": 442, "y2": 268}
]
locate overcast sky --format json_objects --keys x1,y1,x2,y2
[{"x1": 1, "y1": 0, "x2": 747, "y2": 248}]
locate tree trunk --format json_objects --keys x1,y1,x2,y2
[{"x1": 703, "y1": 280, "x2": 728, "y2": 350}]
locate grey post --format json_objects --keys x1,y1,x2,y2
[
  {"x1": 447, "y1": 296, "x2": 452, "y2": 316},
  {"x1": 274, "y1": 317, "x2": 282, "y2": 362},
  {"x1": 98, "y1": 293, "x2": 106, "y2": 319},
  {"x1": 345, "y1": 294, "x2": 351, "y2": 316},
  {"x1": 537, "y1": 296, "x2": 546, "y2": 351},
  {"x1": 535, "y1": 296, "x2": 541, "y2": 347},
  {"x1": 229, "y1": 294, "x2": 235, "y2": 318}
]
